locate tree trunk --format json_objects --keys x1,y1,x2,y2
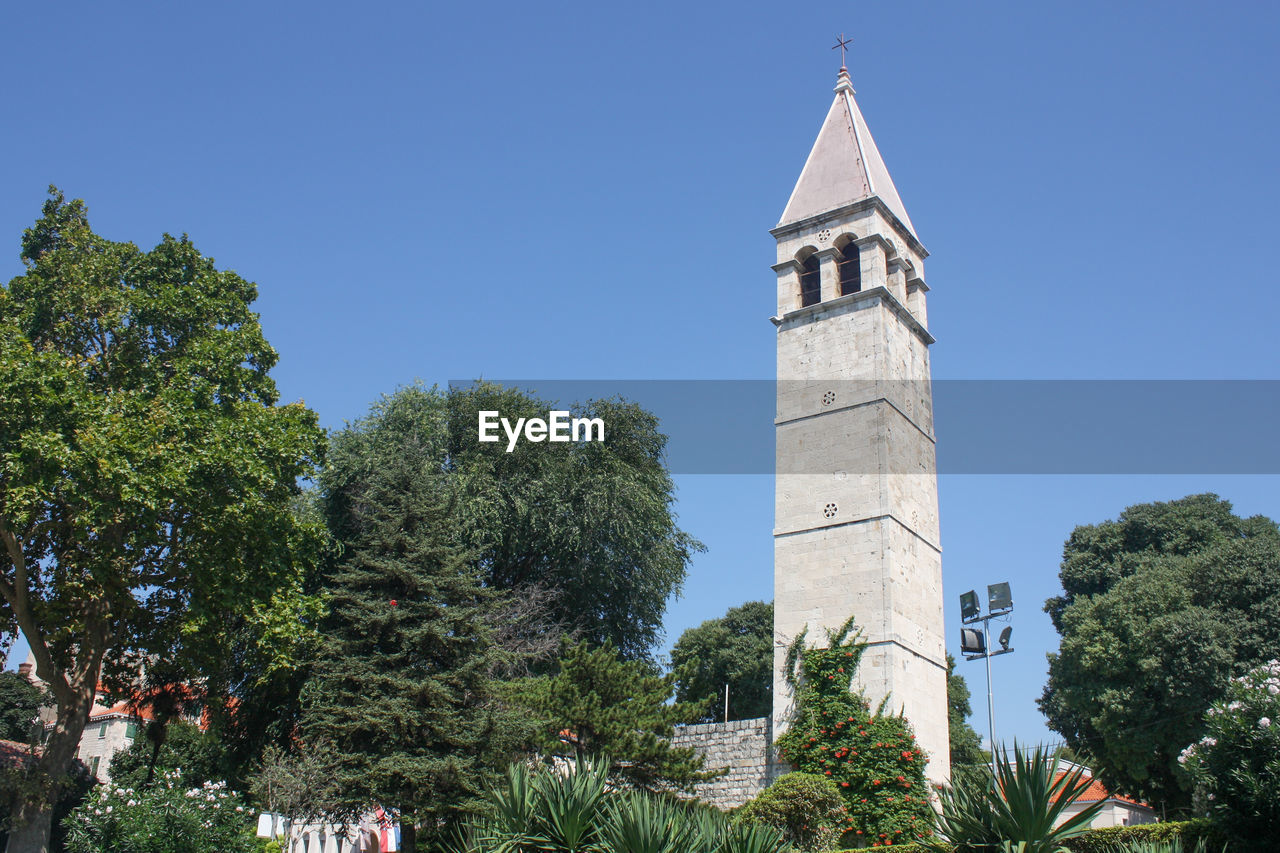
[
  {"x1": 143, "y1": 718, "x2": 170, "y2": 786},
  {"x1": 399, "y1": 817, "x2": 416, "y2": 853},
  {"x1": 4, "y1": 689, "x2": 93, "y2": 853},
  {"x1": 3, "y1": 801, "x2": 52, "y2": 853}
]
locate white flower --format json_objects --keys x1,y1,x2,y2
[
  {"x1": 1261, "y1": 718, "x2": 1272, "y2": 728},
  {"x1": 1201, "y1": 736, "x2": 1218, "y2": 747}
]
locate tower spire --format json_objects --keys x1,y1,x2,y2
[{"x1": 777, "y1": 66, "x2": 917, "y2": 240}]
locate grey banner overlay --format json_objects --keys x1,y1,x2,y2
[{"x1": 448, "y1": 380, "x2": 1280, "y2": 474}]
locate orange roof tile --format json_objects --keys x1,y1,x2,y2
[
  {"x1": 0, "y1": 739, "x2": 40, "y2": 766},
  {"x1": 1050, "y1": 772, "x2": 1152, "y2": 809}
]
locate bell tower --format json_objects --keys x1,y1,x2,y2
[{"x1": 771, "y1": 65, "x2": 949, "y2": 785}]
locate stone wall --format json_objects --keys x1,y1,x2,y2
[{"x1": 671, "y1": 716, "x2": 776, "y2": 809}]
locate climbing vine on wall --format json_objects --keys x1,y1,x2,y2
[{"x1": 775, "y1": 616, "x2": 934, "y2": 848}]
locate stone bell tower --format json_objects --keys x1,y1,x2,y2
[{"x1": 771, "y1": 65, "x2": 949, "y2": 785}]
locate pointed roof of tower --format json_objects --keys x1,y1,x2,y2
[{"x1": 778, "y1": 68, "x2": 917, "y2": 238}]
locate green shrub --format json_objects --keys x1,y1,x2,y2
[
  {"x1": 63, "y1": 771, "x2": 257, "y2": 853},
  {"x1": 1059, "y1": 820, "x2": 1228, "y2": 852},
  {"x1": 1103, "y1": 839, "x2": 1216, "y2": 853},
  {"x1": 736, "y1": 772, "x2": 846, "y2": 851},
  {"x1": 1180, "y1": 659, "x2": 1280, "y2": 842}
]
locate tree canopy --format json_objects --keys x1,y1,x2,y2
[
  {"x1": 516, "y1": 638, "x2": 716, "y2": 793},
  {"x1": 672, "y1": 601, "x2": 773, "y2": 723},
  {"x1": 447, "y1": 383, "x2": 700, "y2": 660},
  {"x1": 946, "y1": 654, "x2": 986, "y2": 775},
  {"x1": 0, "y1": 189, "x2": 326, "y2": 851},
  {"x1": 0, "y1": 673, "x2": 41, "y2": 744},
  {"x1": 301, "y1": 386, "x2": 537, "y2": 852},
  {"x1": 1039, "y1": 493, "x2": 1280, "y2": 813}
]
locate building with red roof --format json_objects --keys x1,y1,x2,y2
[
  {"x1": 20, "y1": 651, "x2": 204, "y2": 783},
  {"x1": 1050, "y1": 761, "x2": 1157, "y2": 829}
]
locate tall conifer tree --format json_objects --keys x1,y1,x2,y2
[
  {"x1": 517, "y1": 638, "x2": 717, "y2": 793},
  {"x1": 301, "y1": 389, "x2": 532, "y2": 852}
]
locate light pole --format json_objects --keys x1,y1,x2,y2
[{"x1": 959, "y1": 582, "x2": 1015, "y2": 759}]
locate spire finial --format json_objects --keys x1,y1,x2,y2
[{"x1": 832, "y1": 33, "x2": 852, "y2": 71}]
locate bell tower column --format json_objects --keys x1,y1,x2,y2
[{"x1": 771, "y1": 66, "x2": 950, "y2": 786}]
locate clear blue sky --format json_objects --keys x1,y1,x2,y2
[{"x1": 3, "y1": 1, "x2": 1278, "y2": 751}]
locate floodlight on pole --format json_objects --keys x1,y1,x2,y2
[
  {"x1": 988, "y1": 582, "x2": 1013, "y2": 615},
  {"x1": 959, "y1": 581, "x2": 1015, "y2": 760},
  {"x1": 960, "y1": 628, "x2": 985, "y2": 655}
]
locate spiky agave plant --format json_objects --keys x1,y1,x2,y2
[
  {"x1": 533, "y1": 756, "x2": 611, "y2": 852},
  {"x1": 448, "y1": 756, "x2": 792, "y2": 853},
  {"x1": 928, "y1": 743, "x2": 1105, "y2": 853},
  {"x1": 446, "y1": 762, "x2": 542, "y2": 853},
  {"x1": 489, "y1": 762, "x2": 542, "y2": 844},
  {"x1": 687, "y1": 807, "x2": 729, "y2": 851},
  {"x1": 718, "y1": 822, "x2": 792, "y2": 853},
  {"x1": 448, "y1": 757, "x2": 610, "y2": 853},
  {"x1": 927, "y1": 766, "x2": 1002, "y2": 851},
  {"x1": 598, "y1": 791, "x2": 698, "y2": 853}
]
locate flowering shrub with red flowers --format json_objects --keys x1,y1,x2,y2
[{"x1": 775, "y1": 616, "x2": 933, "y2": 848}]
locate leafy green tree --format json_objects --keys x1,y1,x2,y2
[
  {"x1": 208, "y1": 496, "x2": 329, "y2": 787},
  {"x1": 1040, "y1": 494, "x2": 1280, "y2": 814},
  {"x1": 0, "y1": 674, "x2": 41, "y2": 744},
  {"x1": 775, "y1": 616, "x2": 934, "y2": 847},
  {"x1": 946, "y1": 654, "x2": 988, "y2": 786},
  {"x1": 672, "y1": 601, "x2": 773, "y2": 723},
  {"x1": 105, "y1": 721, "x2": 227, "y2": 790},
  {"x1": 0, "y1": 189, "x2": 325, "y2": 851},
  {"x1": 301, "y1": 387, "x2": 536, "y2": 852},
  {"x1": 517, "y1": 638, "x2": 717, "y2": 793},
  {"x1": 447, "y1": 383, "x2": 701, "y2": 661},
  {"x1": 249, "y1": 741, "x2": 346, "y2": 846}
]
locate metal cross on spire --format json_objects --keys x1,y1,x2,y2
[{"x1": 832, "y1": 33, "x2": 852, "y2": 70}]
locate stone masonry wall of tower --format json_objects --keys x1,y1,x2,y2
[{"x1": 771, "y1": 68, "x2": 951, "y2": 786}]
